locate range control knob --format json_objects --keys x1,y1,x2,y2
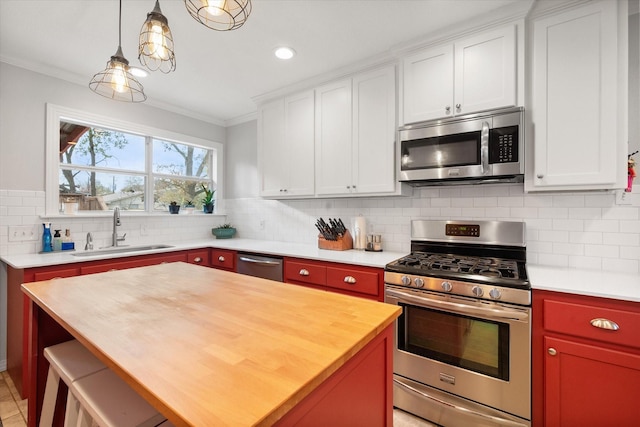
[
  {"x1": 414, "y1": 277, "x2": 425, "y2": 288},
  {"x1": 472, "y1": 286, "x2": 484, "y2": 297},
  {"x1": 401, "y1": 276, "x2": 411, "y2": 286},
  {"x1": 489, "y1": 288, "x2": 502, "y2": 300},
  {"x1": 441, "y1": 281, "x2": 453, "y2": 292}
]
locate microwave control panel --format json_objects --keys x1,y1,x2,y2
[{"x1": 489, "y1": 126, "x2": 519, "y2": 163}]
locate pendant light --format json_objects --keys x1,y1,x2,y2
[
  {"x1": 184, "y1": 0, "x2": 252, "y2": 31},
  {"x1": 138, "y1": 0, "x2": 176, "y2": 73},
  {"x1": 89, "y1": 0, "x2": 147, "y2": 102}
]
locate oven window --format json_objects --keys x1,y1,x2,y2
[
  {"x1": 400, "y1": 131, "x2": 481, "y2": 170},
  {"x1": 398, "y1": 304, "x2": 509, "y2": 380}
]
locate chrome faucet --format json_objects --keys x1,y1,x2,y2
[
  {"x1": 112, "y1": 207, "x2": 126, "y2": 247},
  {"x1": 85, "y1": 232, "x2": 94, "y2": 251}
]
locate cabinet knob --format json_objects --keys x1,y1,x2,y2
[
  {"x1": 299, "y1": 269, "x2": 310, "y2": 276},
  {"x1": 590, "y1": 318, "x2": 620, "y2": 331},
  {"x1": 218, "y1": 256, "x2": 225, "y2": 262},
  {"x1": 548, "y1": 348, "x2": 557, "y2": 356},
  {"x1": 352, "y1": 185, "x2": 356, "y2": 189},
  {"x1": 193, "y1": 257, "x2": 202, "y2": 263},
  {"x1": 346, "y1": 185, "x2": 351, "y2": 189},
  {"x1": 344, "y1": 276, "x2": 357, "y2": 284},
  {"x1": 455, "y1": 103, "x2": 461, "y2": 109},
  {"x1": 537, "y1": 174, "x2": 544, "y2": 179},
  {"x1": 445, "y1": 106, "x2": 451, "y2": 113}
]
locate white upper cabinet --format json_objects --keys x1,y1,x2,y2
[
  {"x1": 258, "y1": 91, "x2": 315, "y2": 198},
  {"x1": 402, "y1": 25, "x2": 517, "y2": 124},
  {"x1": 526, "y1": 0, "x2": 627, "y2": 191},
  {"x1": 315, "y1": 65, "x2": 403, "y2": 197}
]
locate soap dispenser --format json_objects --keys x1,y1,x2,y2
[
  {"x1": 42, "y1": 223, "x2": 53, "y2": 252},
  {"x1": 53, "y1": 229, "x2": 62, "y2": 251}
]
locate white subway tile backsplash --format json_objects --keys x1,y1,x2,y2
[{"x1": 3, "y1": 186, "x2": 640, "y2": 275}]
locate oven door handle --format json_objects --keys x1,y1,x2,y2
[
  {"x1": 386, "y1": 288, "x2": 529, "y2": 321},
  {"x1": 393, "y1": 377, "x2": 529, "y2": 427}
]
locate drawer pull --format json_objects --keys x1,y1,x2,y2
[
  {"x1": 193, "y1": 257, "x2": 202, "y2": 263},
  {"x1": 344, "y1": 276, "x2": 357, "y2": 284},
  {"x1": 590, "y1": 318, "x2": 620, "y2": 331},
  {"x1": 218, "y1": 256, "x2": 225, "y2": 262},
  {"x1": 299, "y1": 269, "x2": 310, "y2": 276},
  {"x1": 548, "y1": 348, "x2": 557, "y2": 356}
]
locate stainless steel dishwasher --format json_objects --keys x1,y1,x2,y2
[{"x1": 236, "y1": 253, "x2": 283, "y2": 282}]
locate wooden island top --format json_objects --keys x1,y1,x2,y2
[{"x1": 22, "y1": 262, "x2": 401, "y2": 426}]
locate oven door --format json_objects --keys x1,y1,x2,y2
[{"x1": 385, "y1": 285, "x2": 531, "y2": 425}]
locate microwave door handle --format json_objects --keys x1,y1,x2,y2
[
  {"x1": 481, "y1": 121, "x2": 490, "y2": 175},
  {"x1": 385, "y1": 288, "x2": 528, "y2": 321}
]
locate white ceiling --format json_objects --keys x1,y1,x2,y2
[{"x1": 0, "y1": 0, "x2": 524, "y2": 125}]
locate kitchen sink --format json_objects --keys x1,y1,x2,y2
[{"x1": 71, "y1": 244, "x2": 174, "y2": 257}]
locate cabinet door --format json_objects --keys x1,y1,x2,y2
[
  {"x1": 544, "y1": 336, "x2": 640, "y2": 426},
  {"x1": 315, "y1": 79, "x2": 353, "y2": 195},
  {"x1": 284, "y1": 91, "x2": 315, "y2": 196},
  {"x1": 258, "y1": 98, "x2": 287, "y2": 197},
  {"x1": 352, "y1": 66, "x2": 397, "y2": 195},
  {"x1": 402, "y1": 44, "x2": 454, "y2": 123},
  {"x1": 454, "y1": 25, "x2": 516, "y2": 115},
  {"x1": 529, "y1": 1, "x2": 623, "y2": 190}
]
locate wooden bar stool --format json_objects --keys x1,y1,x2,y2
[
  {"x1": 40, "y1": 340, "x2": 108, "y2": 427},
  {"x1": 40, "y1": 340, "x2": 166, "y2": 427}
]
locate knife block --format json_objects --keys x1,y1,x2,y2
[{"x1": 318, "y1": 230, "x2": 354, "y2": 251}]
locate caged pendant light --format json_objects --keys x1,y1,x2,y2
[
  {"x1": 89, "y1": 0, "x2": 147, "y2": 102},
  {"x1": 138, "y1": 0, "x2": 176, "y2": 73},
  {"x1": 184, "y1": 0, "x2": 252, "y2": 31}
]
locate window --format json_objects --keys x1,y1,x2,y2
[{"x1": 46, "y1": 104, "x2": 223, "y2": 215}]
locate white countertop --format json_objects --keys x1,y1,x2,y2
[
  {"x1": 0, "y1": 238, "x2": 406, "y2": 270},
  {"x1": 2, "y1": 238, "x2": 639, "y2": 303}
]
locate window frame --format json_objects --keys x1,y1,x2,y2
[{"x1": 45, "y1": 103, "x2": 224, "y2": 216}]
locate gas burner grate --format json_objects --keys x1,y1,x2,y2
[{"x1": 395, "y1": 252, "x2": 521, "y2": 280}]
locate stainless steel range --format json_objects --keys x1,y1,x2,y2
[{"x1": 385, "y1": 220, "x2": 531, "y2": 427}]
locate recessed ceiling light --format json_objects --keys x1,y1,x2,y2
[
  {"x1": 274, "y1": 47, "x2": 296, "y2": 60},
  {"x1": 129, "y1": 67, "x2": 149, "y2": 78}
]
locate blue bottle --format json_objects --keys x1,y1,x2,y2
[{"x1": 42, "y1": 223, "x2": 53, "y2": 252}]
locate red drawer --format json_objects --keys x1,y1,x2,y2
[
  {"x1": 284, "y1": 261, "x2": 326, "y2": 286},
  {"x1": 211, "y1": 249, "x2": 236, "y2": 271},
  {"x1": 544, "y1": 299, "x2": 640, "y2": 349},
  {"x1": 187, "y1": 250, "x2": 209, "y2": 266},
  {"x1": 326, "y1": 267, "x2": 380, "y2": 297}
]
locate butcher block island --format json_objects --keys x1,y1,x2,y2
[{"x1": 21, "y1": 262, "x2": 401, "y2": 427}]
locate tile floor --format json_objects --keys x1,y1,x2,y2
[
  {"x1": 0, "y1": 371, "x2": 27, "y2": 427},
  {"x1": 0, "y1": 368, "x2": 435, "y2": 427}
]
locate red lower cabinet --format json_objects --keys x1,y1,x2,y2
[{"x1": 533, "y1": 290, "x2": 640, "y2": 426}]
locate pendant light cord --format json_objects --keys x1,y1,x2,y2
[{"x1": 118, "y1": 0, "x2": 122, "y2": 49}]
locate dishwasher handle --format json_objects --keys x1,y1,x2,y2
[{"x1": 238, "y1": 256, "x2": 281, "y2": 267}]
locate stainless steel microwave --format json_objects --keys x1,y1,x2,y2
[{"x1": 398, "y1": 107, "x2": 524, "y2": 186}]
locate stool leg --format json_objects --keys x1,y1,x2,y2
[
  {"x1": 64, "y1": 390, "x2": 80, "y2": 427},
  {"x1": 75, "y1": 406, "x2": 93, "y2": 427},
  {"x1": 40, "y1": 367, "x2": 61, "y2": 427}
]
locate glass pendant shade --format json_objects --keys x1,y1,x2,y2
[
  {"x1": 139, "y1": 0, "x2": 176, "y2": 73},
  {"x1": 184, "y1": 0, "x2": 252, "y2": 31},
  {"x1": 89, "y1": 0, "x2": 146, "y2": 102}
]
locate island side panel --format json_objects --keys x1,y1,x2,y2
[{"x1": 272, "y1": 324, "x2": 395, "y2": 427}]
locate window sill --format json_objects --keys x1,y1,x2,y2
[{"x1": 41, "y1": 212, "x2": 227, "y2": 219}]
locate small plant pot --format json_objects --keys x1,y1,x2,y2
[
  {"x1": 203, "y1": 202, "x2": 214, "y2": 214},
  {"x1": 168, "y1": 205, "x2": 180, "y2": 214},
  {"x1": 212, "y1": 227, "x2": 236, "y2": 239}
]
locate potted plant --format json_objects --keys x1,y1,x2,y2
[
  {"x1": 212, "y1": 223, "x2": 236, "y2": 239},
  {"x1": 201, "y1": 183, "x2": 215, "y2": 214},
  {"x1": 168, "y1": 201, "x2": 180, "y2": 214},
  {"x1": 184, "y1": 200, "x2": 195, "y2": 214}
]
